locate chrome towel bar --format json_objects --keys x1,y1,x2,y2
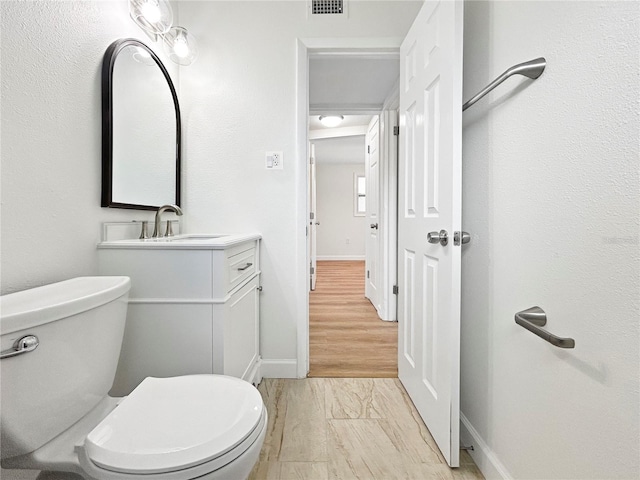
[
  {"x1": 515, "y1": 306, "x2": 575, "y2": 348},
  {"x1": 463, "y1": 57, "x2": 546, "y2": 111}
]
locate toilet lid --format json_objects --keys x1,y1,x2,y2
[{"x1": 84, "y1": 375, "x2": 264, "y2": 474}]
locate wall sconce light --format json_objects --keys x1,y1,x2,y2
[
  {"x1": 163, "y1": 26, "x2": 198, "y2": 66},
  {"x1": 128, "y1": 0, "x2": 198, "y2": 66},
  {"x1": 129, "y1": 0, "x2": 173, "y2": 36},
  {"x1": 319, "y1": 115, "x2": 344, "y2": 128}
]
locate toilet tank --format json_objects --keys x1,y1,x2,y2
[{"x1": 0, "y1": 276, "x2": 131, "y2": 461}]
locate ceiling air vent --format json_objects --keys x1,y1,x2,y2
[{"x1": 311, "y1": 0, "x2": 345, "y2": 15}]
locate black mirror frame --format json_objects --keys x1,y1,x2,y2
[{"x1": 101, "y1": 38, "x2": 181, "y2": 210}]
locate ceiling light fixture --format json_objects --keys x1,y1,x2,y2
[{"x1": 319, "y1": 115, "x2": 344, "y2": 128}]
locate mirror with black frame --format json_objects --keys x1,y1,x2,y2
[{"x1": 101, "y1": 38, "x2": 181, "y2": 210}]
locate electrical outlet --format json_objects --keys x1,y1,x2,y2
[{"x1": 266, "y1": 151, "x2": 283, "y2": 170}]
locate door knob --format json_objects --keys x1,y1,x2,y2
[
  {"x1": 370, "y1": 223, "x2": 379, "y2": 229},
  {"x1": 427, "y1": 229, "x2": 448, "y2": 246},
  {"x1": 453, "y1": 231, "x2": 471, "y2": 246}
]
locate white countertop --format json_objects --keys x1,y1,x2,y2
[{"x1": 97, "y1": 233, "x2": 261, "y2": 250}]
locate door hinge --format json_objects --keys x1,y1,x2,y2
[
  {"x1": 393, "y1": 126, "x2": 399, "y2": 136},
  {"x1": 393, "y1": 285, "x2": 398, "y2": 295},
  {"x1": 367, "y1": 270, "x2": 370, "y2": 279},
  {"x1": 310, "y1": 267, "x2": 315, "y2": 274},
  {"x1": 310, "y1": 212, "x2": 315, "y2": 220},
  {"x1": 367, "y1": 145, "x2": 370, "y2": 154}
]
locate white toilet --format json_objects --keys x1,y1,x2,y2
[{"x1": 0, "y1": 276, "x2": 267, "y2": 479}]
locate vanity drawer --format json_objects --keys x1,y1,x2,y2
[{"x1": 226, "y1": 247, "x2": 256, "y2": 292}]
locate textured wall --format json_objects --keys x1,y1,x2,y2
[
  {"x1": 0, "y1": 0, "x2": 179, "y2": 294},
  {"x1": 178, "y1": 1, "x2": 422, "y2": 362},
  {"x1": 0, "y1": 0, "x2": 422, "y2": 369},
  {"x1": 316, "y1": 163, "x2": 366, "y2": 259},
  {"x1": 461, "y1": 2, "x2": 640, "y2": 478}
]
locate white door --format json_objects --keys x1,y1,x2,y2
[
  {"x1": 365, "y1": 116, "x2": 380, "y2": 309},
  {"x1": 309, "y1": 143, "x2": 318, "y2": 291},
  {"x1": 397, "y1": 0, "x2": 463, "y2": 467}
]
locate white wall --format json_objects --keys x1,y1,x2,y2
[
  {"x1": 2, "y1": 1, "x2": 638, "y2": 477},
  {"x1": 316, "y1": 163, "x2": 366, "y2": 259},
  {"x1": 0, "y1": 0, "x2": 420, "y2": 370},
  {"x1": 461, "y1": 2, "x2": 639, "y2": 479},
  {"x1": 178, "y1": 1, "x2": 422, "y2": 366},
  {"x1": 0, "y1": 0, "x2": 180, "y2": 294}
]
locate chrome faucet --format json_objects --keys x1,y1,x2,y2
[{"x1": 153, "y1": 204, "x2": 183, "y2": 238}]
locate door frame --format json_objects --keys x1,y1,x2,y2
[{"x1": 295, "y1": 37, "x2": 404, "y2": 378}]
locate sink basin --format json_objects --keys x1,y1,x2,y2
[{"x1": 98, "y1": 233, "x2": 261, "y2": 250}]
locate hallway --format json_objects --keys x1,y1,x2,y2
[{"x1": 309, "y1": 261, "x2": 397, "y2": 377}]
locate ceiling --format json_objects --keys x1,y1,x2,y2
[
  {"x1": 309, "y1": 54, "x2": 399, "y2": 114},
  {"x1": 309, "y1": 114, "x2": 372, "y2": 165},
  {"x1": 308, "y1": 53, "x2": 398, "y2": 165}
]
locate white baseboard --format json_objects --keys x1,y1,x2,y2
[
  {"x1": 316, "y1": 255, "x2": 365, "y2": 261},
  {"x1": 460, "y1": 412, "x2": 512, "y2": 480},
  {"x1": 261, "y1": 359, "x2": 298, "y2": 378},
  {"x1": 244, "y1": 358, "x2": 262, "y2": 387}
]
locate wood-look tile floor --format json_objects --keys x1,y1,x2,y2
[
  {"x1": 249, "y1": 378, "x2": 483, "y2": 480},
  {"x1": 309, "y1": 261, "x2": 398, "y2": 377}
]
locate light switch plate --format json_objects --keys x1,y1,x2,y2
[{"x1": 266, "y1": 151, "x2": 283, "y2": 170}]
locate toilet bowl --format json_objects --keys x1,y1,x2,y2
[{"x1": 0, "y1": 277, "x2": 266, "y2": 480}]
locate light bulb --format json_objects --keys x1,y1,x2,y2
[
  {"x1": 129, "y1": 0, "x2": 172, "y2": 35},
  {"x1": 140, "y1": 0, "x2": 161, "y2": 23},
  {"x1": 173, "y1": 38, "x2": 189, "y2": 58},
  {"x1": 163, "y1": 26, "x2": 198, "y2": 66}
]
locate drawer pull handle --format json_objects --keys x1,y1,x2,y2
[{"x1": 237, "y1": 262, "x2": 253, "y2": 271}]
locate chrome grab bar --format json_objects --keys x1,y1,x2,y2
[
  {"x1": 463, "y1": 57, "x2": 546, "y2": 111},
  {"x1": 515, "y1": 306, "x2": 575, "y2": 348},
  {"x1": 0, "y1": 335, "x2": 40, "y2": 359}
]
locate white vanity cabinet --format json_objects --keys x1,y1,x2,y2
[{"x1": 97, "y1": 234, "x2": 261, "y2": 396}]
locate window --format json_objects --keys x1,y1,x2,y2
[{"x1": 354, "y1": 174, "x2": 366, "y2": 216}]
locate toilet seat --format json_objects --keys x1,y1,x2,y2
[{"x1": 84, "y1": 375, "x2": 264, "y2": 475}]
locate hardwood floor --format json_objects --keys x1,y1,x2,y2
[{"x1": 309, "y1": 261, "x2": 398, "y2": 377}]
